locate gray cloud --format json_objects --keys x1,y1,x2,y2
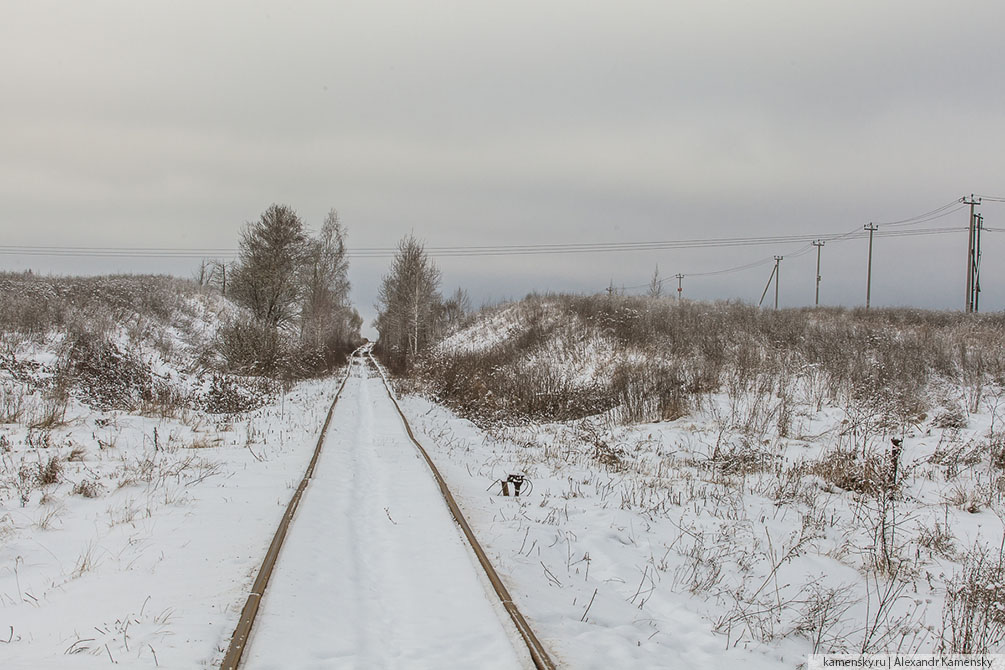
[{"x1": 3, "y1": 1, "x2": 1004, "y2": 335}]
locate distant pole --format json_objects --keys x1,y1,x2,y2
[
  {"x1": 963, "y1": 194, "x2": 981, "y2": 312},
  {"x1": 675, "y1": 273, "x2": 684, "y2": 302},
  {"x1": 758, "y1": 263, "x2": 777, "y2": 307},
  {"x1": 864, "y1": 224, "x2": 878, "y2": 309},
  {"x1": 974, "y1": 213, "x2": 984, "y2": 312},
  {"x1": 773, "y1": 256, "x2": 783, "y2": 310},
  {"x1": 812, "y1": 240, "x2": 825, "y2": 307}
]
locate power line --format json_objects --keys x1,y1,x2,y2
[
  {"x1": 617, "y1": 225, "x2": 964, "y2": 292},
  {"x1": 0, "y1": 225, "x2": 969, "y2": 260},
  {"x1": 0, "y1": 195, "x2": 981, "y2": 259},
  {"x1": 873, "y1": 198, "x2": 966, "y2": 227}
]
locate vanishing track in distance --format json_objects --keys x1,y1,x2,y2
[{"x1": 220, "y1": 347, "x2": 556, "y2": 669}]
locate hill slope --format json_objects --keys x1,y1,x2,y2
[{"x1": 400, "y1": 294, "x2": 1005, "y2": 663}]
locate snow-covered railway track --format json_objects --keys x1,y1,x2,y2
[
  {"x1": 218, "y1": 351, "x2": 359, "y2": 670},
  {"x1": 369, "y1": 352, "x2": 556, "y2": 670},
  {"x1": 220, "y1": 348, "x2": 555, "y2": 669}
]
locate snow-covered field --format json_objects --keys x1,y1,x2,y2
[
  {"x1": 407, "y1": 295, "x2": 1005, "y2": 666},
  {"x1": 400, "y1": 388, "x2": 1005, "y2": 668},
  {"x1": 5, "y1": 279, "x2": 1005, "y2": 668},
  {"x1": 0, "y1": 274, "x2": 345, "y2": 668},
  {"x1": 0, "y1": 376, "x2": 341, "y2": 668}
]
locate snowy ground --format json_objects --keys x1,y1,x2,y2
[
  {"x1": 5, "y1": 286, "x2": 1005, "y2": 669},
  {"x1": 399, "y1": 386, "x2": 1005, "y2": 669},
  {"x1": 0, "y1": 377, "x2": 341, "y2": 669}
]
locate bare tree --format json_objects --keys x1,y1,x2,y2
[
  {"x1": 648, "y1": 265, "x2": 663, "y2": 298},
  {"x1": 300, "y1": 209, "x2": 358, "y2": 364},
  {"x1": 375, "y1": 235, "x2": 442, "y2": 368},
  {"x1": 209, "y1": 260, "x2": 230, "y2": 296},
  {"x1": 194, "y1": 259, "x2": 212, "y2": 287},
  {"x1": 440, "y1": 287, "x2": 471, "y2": 331}
]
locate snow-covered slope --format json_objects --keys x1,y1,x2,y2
[
  {"x1": 0, "y1": 273, "x2": 270, "y2": 417},
  {"x1": 406, "y1": 294, "x2": 1005, "y2": 663},
  {"x1": 0, "y1": 274, "x2": 304, "y2": 668}
]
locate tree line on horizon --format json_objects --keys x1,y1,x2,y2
[
  {"x1": 219, "y1": 203, "x2": 363, "y2": 375},
  {"x1": 216, "y1": 204, "x2": 468, "y2": 376}
]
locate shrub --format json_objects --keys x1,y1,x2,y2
[
  {"x1": 63, "y1": 330, "x2": 154, "y2": 411},
  {"x1": 810, "y1": 446, "x2": 886, "y2": 496},
  {"x1": 72, "y1": 478, "x2": 104, "y2": 498},
  {"x1": 36, "y1": 455, "x2": 63, "y2": 486},
  {"x1": 939, "y1": 544, "x2": 1005, "y2": 654},
  {"x1": 418, "y1": 293, "x2": 1005, "y2": 428},
  {"x1": 217, "y1": 318, "x2": 282, "y2": 375}
]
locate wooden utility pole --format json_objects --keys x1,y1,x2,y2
[
  {"x1": 864, "y1": 224, "x2": 878, "y2": 309},
  {"x1": 758, "y1": 258, "x2": 779, "y2": 308},
  {"x1": 773, "y1": 256, "x2": 782, "y2": 309},
  {"x1": 812, "y1": 240, "x2": 825, "y2": 307},
  {"x1": 974, "y1": 213, "x2": 984, "y2": 312},
  {"x1": 963, "y1": 194, "x2": 981, "y2": 312},
  {"x1": 675, "y1": 273, "x2": 684, "y2": 302}
]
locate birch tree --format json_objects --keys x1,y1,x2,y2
[
  {"x1": 301, "y1": 208, "x2": 352, "y2": 351},
  {"x1": 375, "y1": 235, "x2": 442, "y2": 369}
]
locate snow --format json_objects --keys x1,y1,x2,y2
[
  {"x1": 0, "y1": 379, "x2": 341, "y2": 669},
  {"x1": 398, "y1": 394, "x2": 792, "y2": 669},
  {"x1": 5, "y1": 280, "x2": 1005, "y2": 668},
  {"x1": 435, "y1": 304, "x2": 526, "y2": 355},
  {"x1": 398, "y1": 387, "x2": 1005, "y2": 667},
  {"x1": 243, "y1": 362, "x2": 531, "y2": 669},
  {"x1": 8, "y1": 365, "x2": 999, "y2": 667}
]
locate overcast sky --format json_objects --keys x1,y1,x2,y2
[{"x1": 2, "y1": 1, "x2": 1004, "y2": 335}]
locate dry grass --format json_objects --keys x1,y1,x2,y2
[
  {"x1": 404, "y1": 294, "x2": 1005, "y2": 657},
  {"x1": 72, "y1": 478, "x2": 104, "y2": 498},
  {"x1": 939, "y1": 543, "x2": 1005, "y2": 653},
  {"x1": 418, "y1": 294, "x2": 1005, "y2": 428},
  {"x1": 0, "y1": 273, "x2": 285, "y2": 417}
]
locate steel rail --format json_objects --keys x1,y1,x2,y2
[
  {"x1": 368, "y1": 353, "x2": 558, "y2": 670},
  {"x1": 219, "y1": 351, "x2": 360, "y2": 670}
]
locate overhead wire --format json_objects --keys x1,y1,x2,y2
[
  {"x1": 0, "y1": 196, "x2": 984, "y2": 287},
  {"x1": 872, "y1": 198, "x2": 966, "y2": 227},
  {"x1": 0, "y1": 225, "x2": 968, "y2": 259},
  {"x1": 617, "y1": 225, "x2": 966, "y2": 293}
]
